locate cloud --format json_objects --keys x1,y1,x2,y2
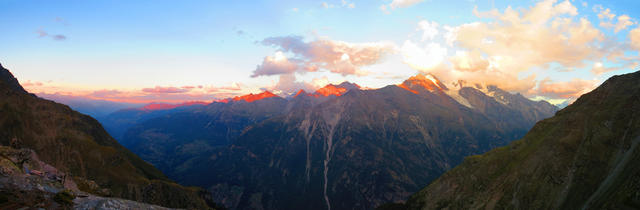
[
  {"x1": 401, "y1": 0, "x2": 629, "y2": 97},
  {"x1": 271, "y1": 74, "x2": 317, "y2": 95},
  {"x1": 90, "y1": 89, "x2": 123, "y2": 98},
  {"x1": 52, "y1": 35, "x2": 67, "y2": 41},
  {"x1": 252, "y1": 51, "x2": 300, "y2": 77},
  {"x1": 255, "y1": 35, "x2": 396, "y2": 77},
  {"x1": 400, "y1": 40, "x2": 447, "y2": 71},
  {"x1": 322, "y1": 1, "x2": 354, "y2": 9},
  {"x1": 389, "y1": 0, "x2": 425, "y2": 9},
  {"x1": 20, "y1": 80, "x2": 43, "y2": 87},
  {"x1": 142, "y1": 86, "x2": 191, "y2": 94},
  {"x1": 380, "y1": 0, "x2": 424, "y2": 13},
  {"x1": 36, "y1": 29, "x2": 48, "y2": 38},
  {"x1": 631, "y1": 27, "x2": 640, "y2": 50},
  {"x1": 54, "y1": 17, "x2": 69, "y2": 26},
  {"x1": 206, "y1": 83, "x2": 243, "y2": 93},
  {"x1": 380, "y1": 5, "x2": 390, "y2": 14},
  {"x1": 36, "y1": 29, "x2": 67, "y2": 41},
  {"x1": 37, "y1": 85, "x2": 245, "y2": 104},
  {"x1": 591, "y1": 61, "x2": 639, "y2": 75},
  {"x1": 595, "y1": 6, "x2": 635, "y2": 33},
  {"x1": 341, "y1": 0, "x2": 355, "y2": 9},
  {"x1": 322, "y1": 2, "x2": 334, "y2": 9},
  {"x1": 449, "y1": 50, "x2": 489, "y2": 72},
  {"x1": 417, "y1": 20, "x2": 439, "y2": 41},
  {"x1": 537, "y1": 78, "x2": 599, "y2": 99}
]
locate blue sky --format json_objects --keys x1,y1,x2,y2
[{"x1": 1, "y1": 0, "x2": 639, "y2": 104}]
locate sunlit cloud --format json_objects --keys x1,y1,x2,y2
[
  {"x1": 398, "y1": 0, "x2": 635, "y2": 103},
  {"x1": 594, "y1": 5, "x2": 636, "y2": 33},
  {"x1": 400, "y1": 40, "x2": 447, "y2": 71},
  {"x1": 537, "y1": 78, "x2": 599, "y2": 100},
  {"x1": 252, "y1": 51, "x2": 300, "y2": 77},
  {"x1": 630, "y1": 27, "x2": 640, "y2": 50},
  {"x1": 21, "y1": 80, "x2": 44, "y2": 87},
  {"x1": 142, "y1": 86, "x2": 191, "y2": 94},
  {"x1": 21, "y1": 79, "x2": 248, "y2": 104},
  {"x1": 256, "y1": 35, "x2": 396, "y2": 77}
]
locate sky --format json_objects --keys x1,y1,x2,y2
[{"x1": 1, "y1": 0, "x2": 639, "y2": 104}]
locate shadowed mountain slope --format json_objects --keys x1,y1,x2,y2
[
  {"x1": 0, "y1": 63, "x2": 215, "y2": 209},
  {"x1": 120, "y1": 74, "x2": 557, "y2": 209},
  {"x1": 402, "y1": 71, "x2": 640, "y2": 210}
]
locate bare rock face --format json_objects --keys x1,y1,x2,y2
[
  {"x1": 0, "y1": 146, "x2": 182, "y2": 209},
  {"x1": 402, "y1": 71, "x2": 640, "y2": 209}
]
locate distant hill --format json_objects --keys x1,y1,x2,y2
[
  {"x1": 36, "y1": 93, "x2": 140, "y2": 118},
  {"x1": 401, "y1": 71, "x2": 640, "y2": 209},
  {"x1": 118, "y1": 73, "x2": 558, "y2": 209},
  {"x1": 98, "y1": 102, "x2": 208, "y2": 141}
]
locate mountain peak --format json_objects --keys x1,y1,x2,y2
[
  {"x1": 313, "y1": 82, "x2": 361, "y2": 97},
  {"x1": 232, "y1": 91, "x2": 279, "y2": 102},
  {"x1": 314, "y1": 84, "x2": 348, "y2": 97},
  {"x1": 294, "y1": 89, "x2": 308, "y2": 98},
  {"x1": 398, "y1": 73, "x2": 448, "y2": 94},
  {"x1": 0, "y1": 63, "x2": 28, "y2": 94}
]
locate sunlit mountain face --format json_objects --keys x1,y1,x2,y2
[
  {"x1": 104, "y1": 74, "x2": 558, "y2": 209},
  {"x1": 2, "y1": 0, "x2": 640, "y2": 209}
]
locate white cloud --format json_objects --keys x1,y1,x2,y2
[
  {"x1": 380, "y1": 0, "x2": 425, "y2": 14},
  {"x1": 389, "y1": 0, "x2": 425, "y2": 9},
  {"x1": 401, "y1": 40, "x2": 447, "y2": 72},
  {"x1": 595, "y1": 6, "x2": 636, "y2": 33},
  {"x1": 417, "y1": 20, "x2": 439, "y2": 41}
]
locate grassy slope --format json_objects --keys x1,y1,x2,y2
[{"x1": 404, "y1": 71, "x2": 640, "y2": 209}]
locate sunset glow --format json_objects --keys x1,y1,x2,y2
[{"x1": 2, "y1": 0, "x2": 639, "y2": 106}]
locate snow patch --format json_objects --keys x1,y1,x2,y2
[
  {"x1": 446, "y1": 89, "x2": 473, "y2": 108},
  {"x1": 425, "y1": 74, "x2": 441, "y2": 89}
]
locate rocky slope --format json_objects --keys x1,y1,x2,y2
[
  {"x1": 0, "y1": 145, "x2": 184, "y2": 209},
  {"x1": 120, "y1": 74, "x2": 557, "y2": 209},
  {"x1": 0, "y1": 63, "x2": 216, "y2": 209},
  {"x1": 402, "y1": 71, "x2": 640, "y2": 209}
]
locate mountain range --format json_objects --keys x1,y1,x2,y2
[
  {"x1": 105, "y1": 73, "x2": 558, "y2": 209},
  {"x1": 0, "y1": 63, "x2": 218, "y2": 209},
  {"x1": 398, "y1": 70, "x2": 640, "y2": 209}
]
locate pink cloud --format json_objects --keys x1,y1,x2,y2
[
  {"x1": 21, "y1": 80, "x2": 43, "y2": 87},
  {"x1": 252, "y1": 51, "x2": 300, "y2": 77},
  {"x1": 537, "y1": 78, "x2": 599, "y2": 99},
  {"x1": 255, "y1": 35, "x2": 396, "y2": 77},
  {"x1": 142, "y1": 86, "x2": 191, "y2": 94}
]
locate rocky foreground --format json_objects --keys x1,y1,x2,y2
[{"x1": 0, "y1": 146, "x2": 181, "y2": 209}]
